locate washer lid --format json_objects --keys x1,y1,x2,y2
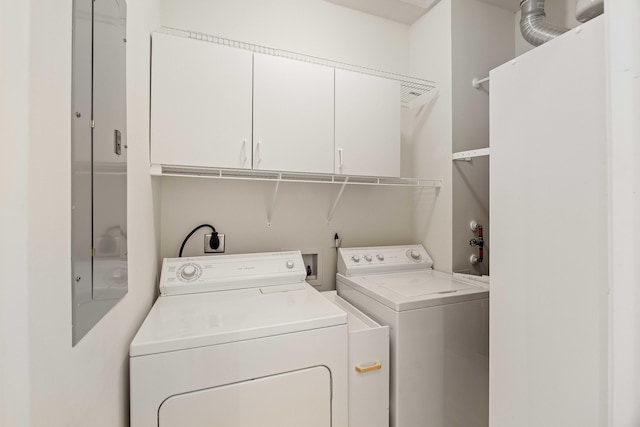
[
  {"x1": 130, "y1": 283, "x2": 346, "y2": 357},
  {"x1": 338, "y1": 270, "x2": 488, "y2": 311}
]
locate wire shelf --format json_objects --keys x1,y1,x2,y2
[
  {"x1": 150, "y1": 165, "x2": 442, "y2": 188},
  {"x1": 159, "y1": 27, "x2": 437, "y2": 107}
]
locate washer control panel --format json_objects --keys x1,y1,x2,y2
[
  {"x1": 159, "y1": 251, "x2": 306, "y2": 296},
  {"x1": 337, "y1": 245, "x2": 433, "y2": 276}
]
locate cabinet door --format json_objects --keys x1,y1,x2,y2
[
  {"x1": 159, "y1": 366, "x2": 331, "y2": 427},
  {"x1": 150, "y1": 33, "x2": 253, "y2": 169},
  {"x1": 335, "y1": 69, "x2": 401, "y2": 177},
  {"x1": 253, "y1": 54, "x2": 334, "y2": 174}
]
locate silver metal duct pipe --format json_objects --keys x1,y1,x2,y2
[{"x1": 519, "y1": 0, "x2": 568, "y2": 47}]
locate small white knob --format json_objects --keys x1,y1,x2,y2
[
  {"x1": 111, "y1": 268, "x2": 126, "y2": 281},
  {"x1": 364, "y1": 255, "x2": 372, "y2": 262},
  {"x1": 377, "y1": 254, "x2": 384, "y2": 261},
  {"x1": 352, "y1": 255, "x2": 360, "y2": 263},
  {"x1": 410, "y1": 250, "x2": 421, "y2": 260},
  {"x1": 286, "y1": 260, "x2": 295, "y2": 269},
  {"x1": 181, "y1": 265, "x2": 197, "y2": 279}
]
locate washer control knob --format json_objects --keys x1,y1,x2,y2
[
  {"x1": 181, "y1": 265, "x2": 197, "y2": 279},
  {"x1": 286, "y1": 260, "x2": 295, "y2": 269},
  {"x1": 351, "y1": 255, "x2": 360, "y2": 263},
  {"x1": 364, "y1": 255, "x2": 372, "y2": 262},
  {"x1": 377, "y1": 254, "x2": 385, "y2": 261},
  {"x1": 410, "y1": 250, "x2": 422, "y2": 261}
]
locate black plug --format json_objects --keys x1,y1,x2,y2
[{"x1": 209, "y1": 232, "x2": 220, "y2": 250}]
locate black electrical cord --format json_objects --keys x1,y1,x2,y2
[{"x1": 178, "y1": 224, "x2": 219, "y2": 257}]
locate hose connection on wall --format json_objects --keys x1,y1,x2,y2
[{"x1": 469, "y1": 221, "x2": 484, "y2": 265}]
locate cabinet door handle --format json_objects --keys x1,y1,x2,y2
[
  {"x1": 255, "y1": 140, "x2": 261, "y2": 164},
  {"x1": 338, "y1": 148, "x2": 343, "y2": 169},
  {"x1": 355, "y1": 362, "x2": 382, "y2": 373},
  {"x1": 242, "y1": 139, "x2": 248, "y2": 163}
]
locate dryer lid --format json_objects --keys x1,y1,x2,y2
[{"x1": 130, "y1": 283, "x2": 347, "y2": 357}]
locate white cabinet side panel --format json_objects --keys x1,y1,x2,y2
[
  {"x1": 489, "y1": 17, "x2": 608, "y2": 427},
  {"x1": 253, "y1": 54, "x2": 334, "y2": 174},
  {"x1": 159, "y1": 366, "x2": 330, "y2": 427},
  {"x1": 608, "y1": 0, "x2": 640, "y2": 424},
  {"x1": 150, "y1": 33, "x2": 253, "y2": 169},
  {"x1": 335, "y1": 69, "x2": 401, "y2": 177},
  {"x1": 348, "y1": 327, "x2": 390, "y2": 427}
]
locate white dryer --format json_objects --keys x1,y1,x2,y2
[
  {"x1": 130, "y1": 251, "x2": 348, "y2": 427},
  {"x1": 336, "y1": 245, "x2": 489, "y2": 427}
]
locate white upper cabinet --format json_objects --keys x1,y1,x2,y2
[
  {"x1": 335, "y1": 69, "x2": 401, "y2": 178},
  {"x1": 253, "y1": 54, "x2": 335, "y2": 174},
  {"x1": 150, "y1": 34, "x2": 406, "y2": 178},
  {"x1": 150, "y1": 33, "x2": 253, "y2": 169}
]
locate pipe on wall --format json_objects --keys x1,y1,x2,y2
[{"x1": 519, "y1": 0, "x2": 568, "y2": 46}]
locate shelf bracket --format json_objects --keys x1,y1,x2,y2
[
  {"x1": 149, "y1": 164, "x2": 163, "y2": 176},
  {"x1": 327, "y1": 178, "x2": 349, "y2": 224},
  {"x1": 453, "y1": 148, "x2": 490, "y2": 162},
  {"x1": 266, "y1": 178, "x2": 281, "y2": 227}
]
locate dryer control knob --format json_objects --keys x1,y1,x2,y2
[
  {"x1": 364, "y1": 255, "x2": 372, "y2": 262},
  {"x1": 181, "y1": 265, "x2": 197, "y2": 279},
  {"x1": 410, "y1": 250, "x2": 422, "y2": 261},
  {"x1": 351, "y1": 255, "x2": 360, "y2": 263},
  {"x1": 286, "y1": 260, "x2": 295, "y2": 269},
  {"x1": 377, "y1": 254, "x2": 385, "y2": 261}
]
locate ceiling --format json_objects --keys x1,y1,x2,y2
[
  {"x1": 325, "y1": 0, "x2": 520, "y2": 25},
  {"x1": 478, "y1": 0, "x2": 520, "y2": 13},
  {"x1": 324, "y1": 0, "x2": 438, "y2": 24}
]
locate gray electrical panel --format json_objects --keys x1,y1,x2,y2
[{"x1": 71, "y1": 0, "x2": 127, "y2": 345}]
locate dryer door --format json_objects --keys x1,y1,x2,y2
[{"x1": 159, "y1": 366, "x2": 331, "y2": 427}]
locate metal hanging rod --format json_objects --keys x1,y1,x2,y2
[
  {"x1": 472, "y1": 76, "x2": 490, "y2": 89},
  {"x1": 159, "y1": 26, "x2": 437, "y2": 107}
]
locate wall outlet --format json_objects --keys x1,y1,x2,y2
[
  {"x1": 329, "y1": 230, "x2": 342, "y2": 248},
  {"x1": 204, "y1": 233, "x2": 225, "y2": 253}
]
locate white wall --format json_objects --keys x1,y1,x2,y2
[
  {"x1": 409, "y1": 0, "x2": 454, "y2": 272},
  {"x1": 409, "y1": 0, "x2": 513, "y2": 273},
  {"x1": 161, "y1": 0, "x2": 410, "y2": 75},
  {"x1": 161, "y1": 179, "x2": 415, "y2": 290},
  {"x1": 1, "y1": 0, "x2": 162, "y2": 425},
  {"x1": 158, "y1": 0, "x2": 418, "y2": 288},
  {"x1": 0, "y1": 0, "x2": 31, "y2": 425},
  {"x1": 607, "y1": 0, "x2": 640, "y2": 424},
  {"x1": 451, "y1": 0, "x2": 514, "y2": 275}
]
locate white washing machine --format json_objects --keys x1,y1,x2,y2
[
  {"x1": 130, "y1": 251, "x2": 348, "y2": 427},
  {"x1": 336, "y1": 245, "x2": 489, "y2": 427}
]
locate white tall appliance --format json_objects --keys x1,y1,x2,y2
[
  {"x1": 130, "y1": 251, "x2": 348, "y2": 427},
  {"x1": 336, "y1": 245, "x2": 489, "y2": 427},
  {"x1": 490, "y1": 16, "x2": 608, "y2": 426}
]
